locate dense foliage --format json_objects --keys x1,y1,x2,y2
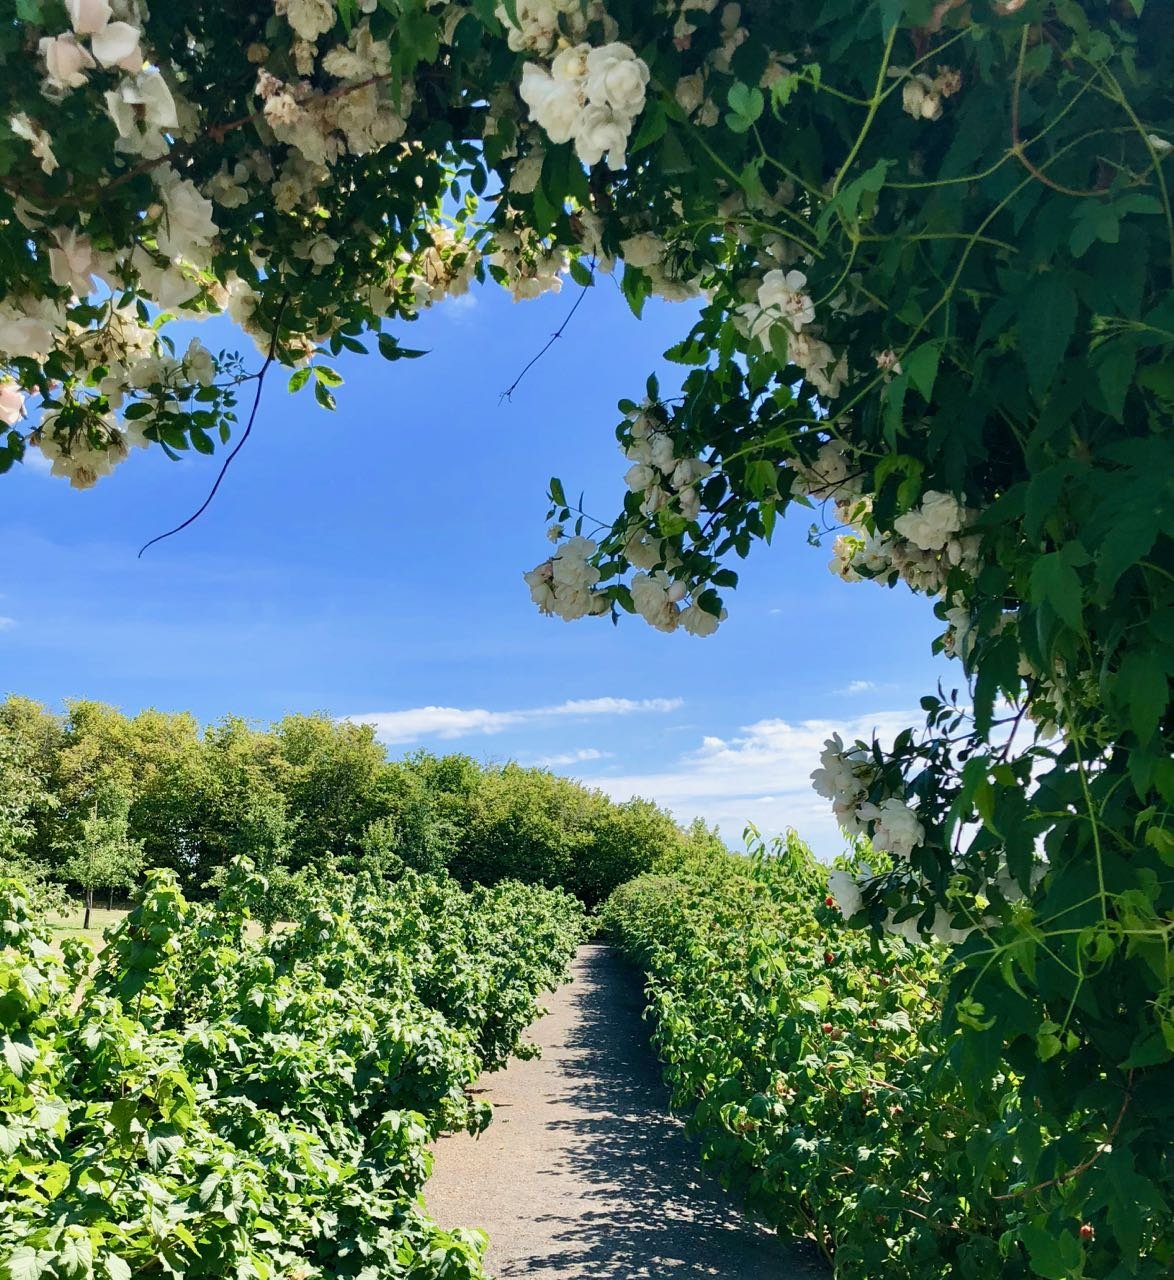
[
  {"x1": 0, "y1": 861, "x2": 585, "y2": 1280},
  {"x1": 0, "y1": 698, "x2": 724, "y2": 909},
  {"x1": 604, "y1": 838, "x2": 1169, "y2": 1278},
  {"x1": 1, "y1": 0, "x2": 1170, "y2": 1273}
]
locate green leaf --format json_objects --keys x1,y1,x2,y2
[
  {"x1": 314, "y1": 365, "x2": 344, "y2": 387},
  {"x1": 3, "y1": 1248, "x2": 46, "y2": 1280},
  {"x1": 313, "y1": 381, "x2": 337, "y2": 411},
  {"x1": 377, "y1": 334, "x2": 428, "y2": 361},
  {"x1": 189, "y1": 427, "x2": 215, "y2": 455},
  {"x1": 2, "y1": 1036, "x2": 37, "y2": 1078},
  {"x1": 288, "y1": 367, "x2": 311, "y2": 393},
  {"x1": 102, "y1": 1259, "x2": 130, "y2": 1280},
  {"x1": 1030, "y1": 551, "x2": 1085, "y2": 634},
  {"x1": 568, "y1": 258, "x2": 595, "y2": 288},
  {"x1": 1115, "y1": 652, "x2": 1167, "y2": 743},
  {"x1": 1018, "y1": 1222, "x2": 1079, "y2": 1280},
  {"x1": 146, "y1": 1127, "x2": 183, "y2": 1171},
  {"x1": 1018, "y1": 274, "x2": 1077, "y2": 397},
  {"x1": 904, "y1": 341, "x2": 943, "y2": 401},
  {"x1": 726, "y1": 83, "x2": 764, "y2": 127}
]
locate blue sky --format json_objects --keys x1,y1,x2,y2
[{"x1": 1, "y1": 274, "x2": 950, "y2": 858}]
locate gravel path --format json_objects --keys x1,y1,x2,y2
[{"x1": 425, "y1": 943, "x2": 824, "y2": 1279}]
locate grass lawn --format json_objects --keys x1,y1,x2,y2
[{"x1": 44, "y1": 903, "x2": 281, "y2": 948}]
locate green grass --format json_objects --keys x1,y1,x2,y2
[{"x1": 45, "y1": 904, "x2": 130, "y2": 946}]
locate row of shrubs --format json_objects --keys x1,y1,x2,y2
[
  {"x1": 601, "y1": 837, "x2": 1146, "y2": 1279},
  {"x1": 1, "y1": 862, "x2": 586, "y2": 1280}
]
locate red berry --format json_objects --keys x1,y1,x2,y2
[
  {"x1": 1079, "y1": 1224, "x2": 1094, "y2": 1241},
  {"x1": 821, "y1": 1022, "x2": 833, "y2": 1034},
  {"x1": 824, "y1": 895, "x2": 836, "y2": 908},
  {"x1": 825, "y1": 951, "x2": 836, "y2": 965}
]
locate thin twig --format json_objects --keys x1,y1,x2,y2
[
  {"x1": 137, "y1": 294, "x2": 288, "y2": 557},
  {"x1": 499, "y1": 259, "x2": 596, "y2": 403}
]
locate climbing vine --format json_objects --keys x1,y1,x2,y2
[{"x1": 0, "y1": 0, "x2": 1170, "y2": 1273}]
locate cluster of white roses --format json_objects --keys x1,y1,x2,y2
[
  {"x1": 811, "y1": 733, "x2": 925, "y2": 859},
  {"x1": 524, "y1": 535, "x2": 609, "y2": 621},
  {"x1": 670, "y1": 4, "x2": 789, "y2": 132},
  {"x1": 618, "y1": 233, "x2": 702, "y2": 303},
  {"x1": 496, "y1": 0, "x2": 613, "y2": 55},
  {"x1": 799, "y1": 441, "x2": 981, "y2": 620},
  {"x1": 489, "y1": 227, "x2": 567, "y2": 301},
  {"x1": 38, "y1": 0, "x2": 143, "y2": 94},
  {"x1": 519, "y1": 41, "x2": 650, "y2": 171},
  {"x1": 622, "y1": 406, "x2": 712, "y2": 522},
  {"x1": 629, "y1": 569, "x2": 726, "y2": 636},
  {"x1": 254, "y1": 21, "x2": 410, "y2": 168},
  {"x1": 738, "y1": 270, "x2": 849, "y2": 399},
  {"x1": 32, "y1": 412, "x2": 147, "y2": 489}
]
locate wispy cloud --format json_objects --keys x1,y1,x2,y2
[
  {"x1": 20, "y1": 449, "x2": 51, "y2": 475},
  {"x1": 0, "y1": 616, "x2": 14, "y2": 630},
  {"x1": 529, "y1": 747, "x2": 614, "y2": 768},
  {"x1": 582, "y1": 710, "x2": 919, "y2": 860},
  {"x1": 836, "y1": 678, "x2": 897, "y2": 695},
  {"x1": 347, "y1": 697, "x2": 683, "y2": 745}
]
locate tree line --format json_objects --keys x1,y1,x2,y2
[{"x1": 0, "y1": 696, "x2": 725, "y2": 919}]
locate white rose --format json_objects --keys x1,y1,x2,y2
[
  {"x1": 584, "y1": 43, "x2": 649, "y2": 116},
  {"x1": 624, "y1": 462, "x2": 655, "y2": 492},
  {"x1": 893, "y1": 490, "x2": 966, "y2": 551},
  {"x1": 91, "y1": 21, "x2": 142, "y2": 70},
  {"x1": 519, "y1": 64, "x2": 582, "y2": 145},
  {"x1": 156, "y1": 177, "x2": 218, "y2": 259},
  {"x1": 48, "y1": 228, "x2": 99, "y2": 297},
  {"x1": 630, "y1": 572, "x2": 680, "y2": 632},
  {"x1": 826, "y1": 869, "x2": 864, "y2": 919},
  {"x1": 40, "y1": 34, "x2": 95, "y2": 89},
  {"x1": 619, "y1": 233, "x2": 663, "y2": 270},
  {"x1": 183, "y1": 338, "x2": 216, "y2": 386},
  {"x1": 67, "y1": 0, "x2": 112, "y2": 32},
  {"x1": 574, "y1": 103, "x2": 630, "y2": 170},
  {"x1": 680, "y1": 601, "x2": 724, "y2": 637},
  {"x1": 858, "y1": 797, "x2": 924, "y2": 859},
  {"x1": 0, "y1": 383, "x2": 26, "y2": 427},
  {"x1": 674, "y1": 72, "x2": 705, "y2": 115},
  {"x1": 551, "y1": 42, "x2": 590, "y2": 82},
  {"x1": 647, "y1": 431, "x2": 675, "y2": 472},
  {"x1": 757, "y1": 268, "x2": 815, "y2": 332}
]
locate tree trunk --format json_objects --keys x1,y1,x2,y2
[
  {"x1": 83, "y1": 886, "x2": 93, "y2": 931},
  {"x1": 108, "y1": 885, "x2": 114, "y2": 911}
]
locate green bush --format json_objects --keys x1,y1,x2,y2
[
  {"x1": 604, "y1": 837, "x2": 1169, "y2": 1278},
  {"x1": 1, "y1": 862, "x2": 585, "y2": 1280}
]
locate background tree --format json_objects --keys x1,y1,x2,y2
[{"x1": 59, "y1": 785, "x2": 144, "y2": 928}]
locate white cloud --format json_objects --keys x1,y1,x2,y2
[
  {"x1": 347, "y1": 696, "x2": 682, "y2": 745},
  {"x1": 21, "y1": 449, "x2": 51, "y2": 475},
  {"x1": 530, "y1": 747, "x2": 614, "y2": 768},
  {"x1": 839, "y1": 679, "x2": 878, "y2": 694},
  {"x1": 582, "y1": 709, "x2": 920, "y2": 862},
  {"x1": 0, "y1": 616, "x2": 13, "y2": 630}
]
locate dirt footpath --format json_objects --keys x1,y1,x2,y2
[{"x1": 425, "y1": 943, "x2": 823, "y2": 1278}]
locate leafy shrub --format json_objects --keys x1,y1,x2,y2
[
  {"x1": 0, "y1": 861, "x2": 585, "y2": 1280},
  {"x1": 604, "y1": 839, "x2": 1170, "y2": 1278}
]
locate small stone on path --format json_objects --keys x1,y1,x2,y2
[{"x1": 426, "y1": 943, "x2": 824, "y2": 1278}]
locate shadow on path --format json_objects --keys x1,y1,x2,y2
[{"x1": 426, "y1": 943, "x2": 823, "y2": 1279}]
